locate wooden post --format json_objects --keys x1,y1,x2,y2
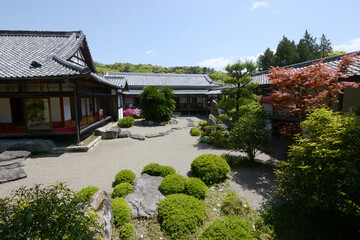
[{"x1": 74, "y1": 82, "x2": 81, "y2": 144}]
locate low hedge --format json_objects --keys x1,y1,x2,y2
[
  {"x1": 112, "y1": 183, "x2": 133, "y2": 198},
  {"x1": 73, "y1": 186, "x2": 99, "y2": 203},
  {"x1": 114, "y1": 169, "x2": 136, "y2": 185},
  {"x1": 200, "y1": 216, "x2": 256, "y2": 240},
  {"x1": 117, "y1": 116, "x2": 134, "y2": 128},
  {"x1": 158, "y1": 174, "x2": 187, "y2": 196},
  {"x1": 190, "y1": 127, "x2": 201, "y2": 136},
  {"x1": 111, "y1": 198, "x2": 132, "y2": 227},
  {"x1": 157, "y1": 194, "x2": 207, "y2": 239},
  {"x1": 184, "y1": 177, "x2": 207, "y2": 199},
  {"x1": 142, "y1": 163, "x2": 176, "y2": 177},
  {"x1": 191, "y1": 154, "x2": 230, "y2": 185}
]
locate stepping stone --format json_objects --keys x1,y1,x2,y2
[
  {"x1": 145, "y1": 133, "x2": 165, "y2": 138},
  {"x1": 119, "y1": 130, "x2": 131, "y2": 138},
  {"x1": 0, "y1": 150, "x2": 30, "y2": 161},
  {"x1": 0, "y1": 167, "x2": 27, "y2": 183},
  {"x1": 130, "y1": 134, "x2": 145, "y2": 141}
]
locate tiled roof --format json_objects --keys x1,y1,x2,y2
[
  {"x1": 122, "y1": 89, "x2": 211, "y2": 95},
  {"x1": 0, "y1": 30, "x2": 118, "y2": 88},
  {"x1": 104, "y1": 72, "x2": 224, "y2": 89},
  {"x1": 251, "y1": 51, "x2": 360, "y2": 86}
]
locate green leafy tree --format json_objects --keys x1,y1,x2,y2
[
  {"x1": 275, "y1": 36, "x2": 299, "y2": 66},
  {"x1": 229, "y1": 102, "x2": 270, "y2": 160},
  {"x1": 297, "y1": 30, "x2": 320, "y2": 62},
  {"x1": 258, "y1": 48, "x2": 276, "y2": 71},
  {"x1": 319, "y1": 34, "x2": 333, "y2": 58},
  {"x1": 268, "y1": 108, "x2": 360, "y2": 239},
  {"x1": 328, "y1": 50, "x2": 347, "y2": 57},
  {"x1": 139, "y1": 86, "x2": 175, "y2": 122},
  {"x1": 219, "y1": 60, "x2": 258, "y2": 120}
]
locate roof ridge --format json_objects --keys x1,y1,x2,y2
[
  {"x1": 105, "y1": 72, "x2": 208, "y2": 77},
  {"x1": 0, "y1": 30, "x2": 82, "y2": 37}
]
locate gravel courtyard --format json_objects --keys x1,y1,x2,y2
[{"x1": 0, "y1": 116, "x2": 276, "y2": 210}]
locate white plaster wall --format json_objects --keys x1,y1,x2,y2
[
  {"x1": 118, "y1": 108, "x2": 123, "y2": 119},
  {"x1": 0, "y1": 98, "x2": 12, "y2": 123},
  {"x1": 63, "y1": 97, "x2": 72, "y2": 121},
  {"x1": 50, "y1": 97, "x2": 61, "y2": 122}
]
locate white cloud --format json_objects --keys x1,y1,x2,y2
[
  {"x1": 334, "y1": 38, "x2": 360, "y2": 52},
  {"x1": 145, "y1": 49, "x2": 156, "y2": 56},
  {"x1": 198, "y1": 53, "x2": 263, "y2": 70},
  {"x1": 252, "y1": 1, "x2": 270, "y2": 10}
]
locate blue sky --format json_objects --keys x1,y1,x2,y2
[{"x1": 1, "y1": 0, "x2": 360, "y2": 71}]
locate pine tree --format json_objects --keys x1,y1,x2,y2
[
  {"x1": 257, "y1": 48, "x2": 276, "y2": 71},
  {"x1": 319, "y1": 34, "x2": 333, "y2": 58},
  {"x1": 297, "y1": 30, "x2": 320, "y2": 61},
  {"x1": 275, "y1": 36, "x2": 298, "y2": 66}
]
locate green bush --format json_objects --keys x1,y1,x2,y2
[
  {"x1": 200, "y1": 216, "x2": 256, "y2": 240},
  {"x1": 117, "y1": 116, "x2": 134, "y2": 128},
  {"x1": 221, "y1": 191, "x2": 250, "y2": 215},
  {"x1": 184, "y1": 177, "x2": 207, "y2": 199},
  {"x1": 114, "y1": 169, "x2": 136, "y2": 185},
  {"x1": 73, "y1": 185, "x2": 99, "y2": 203},
  {"x1": 191, "y1": 154, "x2": 230, "y2": 185},
  {"x1": 142, "y1": 163, "x2": 176, "y2": 177},
  {"x1": 112, "y1": 183, "x2": 133, "y2": 198},
  {"x1": 190, "y1": 127, "x2": 201, "y2": 136},
  {"x1": 139, "y1": 86, "x2": 176, "y2": 122},
  {"x1": 119, "y1": 223, "x2": 134, "y2": 240},
  {"x1": 111, "y1": 198, "x2": 132, "y2": 227},
  {"x1": 0, "y1": 183, "x2": 101, "y2": 239},
  {"x1": 157, "y1": 194, "x2": 207, "y2": 239},
  {"x1": 158, "y1": 174, "x2": 187, "y2": 196},
  {"x1": 198, "y1": 120, "x2": 208, "y2": 129}
]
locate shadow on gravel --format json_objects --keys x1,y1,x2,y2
[{"x1": 230, "y1": 165, "x2": 277, "y2": 203}]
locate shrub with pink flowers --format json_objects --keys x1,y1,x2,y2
[{"x1": 123, "y1": 108, "x2": 142, "y2": 118}]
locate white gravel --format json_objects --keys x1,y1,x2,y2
[{"x1": 0, "y1": 116, "x2": 276, "y2": 210}]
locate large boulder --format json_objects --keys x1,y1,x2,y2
[
  {"x1": 210, "y1": 100, "x2": 221, "y2": 117},
  {"x1": 86, "y1": 191, "x2": 113, "y2": 240},
  {"x1": 0, "y1": 139, "x2": 55, "y2": 153},
  {"x1": 208, "y1": 114, "x2": 217, "y2": 126},
  {"x1": 95, "y1": 125, "x2": 121, "y2": 139},
  {"x1": 0, "y1": 150, "x2": 30, "y2": 183},
  {"x1": 126, "y1": 173, "x2": 165, "y2": 218},
  {"x1": 119, "y1": 130, "x2": 131, "y2": 138}
]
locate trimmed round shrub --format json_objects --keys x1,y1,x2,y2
[
  {"x1": 184, "y1": 177, "x2": 207, "y2": 199},
  {"x1": 158, "y1": 174, "x2": 186, "y2": 196},
  {"x1": 112, "y1": 183, "x2": 133, "y2": 198},
  {"x1": 191, "y1": 154, "x2": 230, "y2": 185},
  {"x1": 119, "y1": 223, "x2": 134, "y2": 240},
  {"x1": 157, "y1": 194, "x2": 207, "y2": 239},
  {"x1": 200, "y1": 216, "x2": 256, "y2": 240},
  {"x1": 117, "y1": 116, "x2": 134, "y2": 128},
  {"x1": 142, "y1": 163, "x2": 176, "y2": 177},
  {"x1": 111, "y1": 198, "x2": 132, "y2": 226},
  {"x1": 114, "y1": 169, "x2": 136, "y2": 185},
  {"x1": 73, "y1": 185, "x2": 99, "y2": 203},
  {"x1": 190, "y1": 127, "x2": 201, "y2": 136},
  {"x1": 221, "y1": 191, "x2": 250, "y2": 216}
]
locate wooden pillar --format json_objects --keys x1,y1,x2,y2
[{"x1": 74, "y1": 82, "x2": 81, "y2": 144}]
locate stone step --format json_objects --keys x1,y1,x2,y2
[{"x1": 0, "y1": 167, "x2": 27, "y2": 183}]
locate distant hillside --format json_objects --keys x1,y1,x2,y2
[{"x1": 94, "y1": 62, "x2": 229, "y2": 83}]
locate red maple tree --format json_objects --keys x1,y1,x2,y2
[{"x1": 261, "y1": 53, "x2": 359, "y2": 126}]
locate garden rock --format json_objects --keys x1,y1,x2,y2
[
  {"x1": 131, "y1": 134, "x2": 145, "y2": 141},
  {"x1": 0, "y1": 150, "x2": 30, "y2": 161},
  {"x1": 96, "y1": 125, "x2": 121, "y2": 139},
  {"x1": 86, "y1": 190, "x2": 113, "y2": 240},
  {"x1": 145, "y1": 133, "x2": 164, "y2": 138},
  {"x1": 172, "y1": 112, "x2": 181, "y2": 118},
  {"x1": 210, "y1": 100, "x2": 221, "y2": 117},
  {"x1": 0, "y1": 167, "x2": 27, "y2": 183},
  {"x1": 119, "y1": 130, "x2": 131, "y2": 138},
  {"x1": 187, "y1": 118, "x2": 196, "y2": 127},
  {"x1": 208, "y1": 114, "x2": 217, "y2": 126},
  {"x1": 0, "y1": 139, "x2": 56, "y2": 153},
  {"x1": 168, "y1": 119, "x2": 178, "y2": 124},
  {"x1": 126, "y1": 173, "x2": 165, "y2": 218},
  {"x1": 217, "y1": 123, "x2": 228, "y2": 130},
  {"x1": 200, "y1": 136, "x2": 210, "y2": 141}
]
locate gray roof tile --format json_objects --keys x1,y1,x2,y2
[{"x1": 104, "y1": 72, "x2": 224, "y2": 89}]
